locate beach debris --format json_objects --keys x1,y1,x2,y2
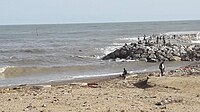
[
  {"x1": 42, "y1": 104, "x2": 47, "y2": 107},
  {"x1": 117, "y1": 96, "x2": 123, "y2": 98},
  {"x1": 32, "y1": 85, "x2": 51, "y2": 90},
  {"x1": 19, "y1": 84, "x2": 27, "y2": 87},
  {"x1": 155, "y1": 97, "x2": 183, "y2": 106},
  {"x1": 23, "y1": 104, "x2": 34, "y2": 111},
  {"x1": 12, "y1": 86, "x2": 22, "y2": 90},
  {"x1": 70, "y1": 82, "x2": 98, "y2": 88},
  {"x1": 70, "y1": 82, "x2": 88, "y2": 86},
  {"x1": 121, "y1": 110, "x2": 125, "y2": 112},
  {"x1": 168, "y1": 62, "x2": 200, "y2": 76},
  {"x1": 107, "y1": 109, "x2": 111, "y2": 112},
  {"x1": 169, "y1": 65, "x2": 198, "y2": 76},
  {"x1": 159, "y1": 106, "x2": 167, "y2": 109},
  {"x1": 133, "y1": 77, "x2": 149, "y2": 89},
  {"x1": 51, "y1": 98, "x2": 59, "y2": 104}
]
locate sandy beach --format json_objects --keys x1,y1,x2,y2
[{"x1": 0, "y1": 62, "x2": 199, "y2": 112}]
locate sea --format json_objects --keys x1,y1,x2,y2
[{"x1": 0, "y1": 20, "x2": 200, "y2": 87}]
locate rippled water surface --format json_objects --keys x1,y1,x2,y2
[{"x1": 0, "y1": 20, "x2": 200, "y2": 86}]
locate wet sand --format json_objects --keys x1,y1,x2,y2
[{"x1": 0, "y1": 62, "x2": 200, "y2": 112}]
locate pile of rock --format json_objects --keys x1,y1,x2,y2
[{"x1": 102, "y1": 34, "x2": 200, "y2": 62}]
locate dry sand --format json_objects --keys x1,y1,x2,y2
[{"x1": 0, "y1": 62, "x2": 200, "y2": 112}]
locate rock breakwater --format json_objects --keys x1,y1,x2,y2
[{"x1": 102, "y1": 33, "x2": 200, "y2": 62}]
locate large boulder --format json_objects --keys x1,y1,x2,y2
[
  {"x1": 134, "y1": 48, "x2": 145, "y2": 54},
  {"x1": 102, "y1": 48, "x2": 130, "y2": 60},
  {"x1": 186, "y1": 45, "x2": 195, "y2": 51},
  {"x1": 171, "y1": 56, "x2": 182, "y2": 61},
  {"x1": 146, "y1": 57, "x2": 158, "y2": 62},
  {"x1": 102, "y1": 52, "x2": 116, "y2": 60}
]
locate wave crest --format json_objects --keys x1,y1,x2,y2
[{"x1": 0, "y1": 66, "x2": 50, "y2": 78}]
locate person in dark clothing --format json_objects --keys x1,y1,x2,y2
[
  {"x1": 163, "y1": 36, "x2": 166, "y2": 45},
  {"x1": 143, "y1": 34, "x2": 146, "y2": 41},
  {"x1": 121, "y1": 68, "x2": 128, "y2": 79},
  {"x1": 159, "y1": 61, "x2": 165, "y2": 76},
  {"x1": 156, "y1": 36, "x2": 159, "y2": 44}
]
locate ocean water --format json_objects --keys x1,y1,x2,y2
[{"x1": 0, "y1": 20, "x2": 200, "y2": 86}]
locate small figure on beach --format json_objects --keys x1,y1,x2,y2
[
  {"x1": 121, "y1": 68, "x2": 128, "y2": 79},
  {"x1": 143, "y1": 34, "x2": 146, "y2": 41},
  {"x1": 159, "y1": 60, "x2": 165, "y2": 76}
]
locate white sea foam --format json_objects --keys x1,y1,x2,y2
[
  {"x1": 0, "y1": 66, "x2": 15, "y2": 74},
  {"x1": 100, "y1": 39, "x2": 132, "y2": 55},
  {"x1": 164, "y1": 31, "x2": 200, "y2": 35},
  {"x1": 100, "y1": 46, "x2": 121, "y2": 55},
  {"x1": 191, "y1": 40, "x2": 200, "y2": 43},
  {"x1": 117, "y1": 37, "x2": 138, "y2": 41},
  {"x1": 72, "y1": 72, "x2": 121, "y2": 79},
  {"x1": 115, "y1": 59, "x2": 136, "y2": 62},
  {"x1": 0, "y1": 66, "x2": 15, "y2": 79},
  {"x1": 112, "y1": 43, "x2": 126, "y2": 46},
  {"x1": 72, "y1": 69, "x2": 148, "y2": 79}
]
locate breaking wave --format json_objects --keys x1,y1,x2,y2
[
  {"x1": 0, "y1": 64, "x2": 103, "y2": 79},
  {"x1": 117, "y1": 37, "x2": 138, "y2": 42},
  {"x1": 0, "y1": 66, "x2": 51, "y2": 78},
  {"x1": 192, "y1": 40, "x2": 200, "y2": 43}
]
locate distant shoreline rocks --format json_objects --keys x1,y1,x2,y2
[{"x1": 102, "y1": 32, "x2": 200, "y2": 62}]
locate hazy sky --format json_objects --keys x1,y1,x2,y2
[{"x1": 0, "y1": 0, "x2": 200, "y2": 25}]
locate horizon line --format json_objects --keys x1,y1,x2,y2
[{"x1": 0, "y1": 19, "x2": 200, "y2": 26}]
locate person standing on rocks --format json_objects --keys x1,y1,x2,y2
[
  {"x1": 156, "y1": 36, "x2": 159, "y2": 44},
  {"x1": 138, "y1": 36, "x2": 140, "y2": 41},
  {"x1": 163, "y1": 36, "x2": 166, "y2": 45},
  {"x1": 143, "y1": 34, "x2": 146, "y2": 41},
  {"x1": 159, "y1": 60, "x2": 165, "y2": 76}
]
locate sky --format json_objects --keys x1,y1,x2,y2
[{"x1": 0, "y1": 0, "x2": 200, "y2": 25}]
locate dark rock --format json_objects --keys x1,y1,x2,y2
[
  {"x1": 147, "y1": 57, "x2": 158, "y2": 62},
  {"x1": 139, "y1": 58, "x2": 147, "y2": 62},
  {"x1": 160, "y1": 106, "x2": 167, "y2": 109},
  {"x1": 102, "y1": 52, "x2": 116, "y2": 60},
  {"x1": 148, "y1": 54, "x2": 157, "y2": 59},
  {"x1": 134, "y1": 48, "x2": 145, "y2": 54},
  {"x1": 155, "y1": 102, "x2": 164, "y2": 106}
]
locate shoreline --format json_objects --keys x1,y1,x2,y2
[
  {"x1": 0, "y1": 62, "x2": 200, "y2": 111},
  {"x1": 0, "y1": 60, "x2": 193, "y2": 88}
]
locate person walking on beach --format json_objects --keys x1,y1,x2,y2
[{"x1": 159, "y1": 60, "x2": 165, "y2": 76}]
